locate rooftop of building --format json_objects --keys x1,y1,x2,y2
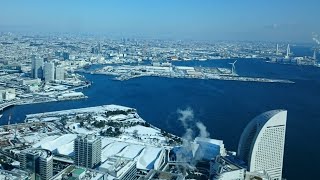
[
  {"x1": 72, "y1": 168, "x2": 86, "y2": 176},
  {"x1": 51, "y1": 165, "x2": 105, "y2": 180},
  {"x1": 21, "y1": 148, "x2": 52, "y2": 159},
  {"x1": 0, "y1": 169, "x2": 30, "y2": 180},
  {"x1": 99, "y1": 156, "x2": 136, "y2": 178},
  {"x1": 141, "y1": 169, "x2": 184, "y2": 180}
]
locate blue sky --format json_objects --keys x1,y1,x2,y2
[{"x1": 1, "y1": 0, "x2": 319, "y2": 42}]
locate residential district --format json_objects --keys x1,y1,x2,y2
[{"x1": 0, "y1": 104, "x2": 287, "y2": 180}]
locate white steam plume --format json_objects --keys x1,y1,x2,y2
[{"x1": 196, "y1": 122, "x2": 210, "y2": 138}]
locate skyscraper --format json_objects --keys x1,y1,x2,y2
[
  {"x1": 55, "y1": 65, "x2": 65, "y2": 80},
  {"x1": 74, "y1": 135, "x2": 102, "y2": 168},
  {"x1": 238, "y1": 110, "x2": 287, "y2": 180},
  {"x1": 31, "y1": 57, "x2": 44, "y2": 79},
  {"x1": 44, "y1": 62, "x2": 55, "y2": 82},
  {"x1": 19, "y1": 148, "x2": 53, "y2": 180}
]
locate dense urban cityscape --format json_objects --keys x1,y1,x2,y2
[{"x1": 1, "y1": 1, "x2": 320, "y2": 180}]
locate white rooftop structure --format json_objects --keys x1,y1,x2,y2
[
  {"x1": 136, "y1": 147, "x2": 164, "y2": 170},
  {"x1": 116, "y1": 144, "x2": 145, "y2": 159},
  {"x1": 37, "y1": 134, "x2": 77, "y2": 154},
  {"x1": 101, "y1": 142, "x2": 129, "y2": 162}
]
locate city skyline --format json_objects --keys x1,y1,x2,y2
[{"x1": 1, "y1": 0, "x2": 320, "y2": 42}]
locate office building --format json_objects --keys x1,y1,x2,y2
[
  {"x1": 74, "y1": 135, "x2": 102, "y2": 168},
  {"x1": 44, "y1": 62, "x2": 55, "y2": 82},
  {"x1": 238, "y1": 110, "x2": 287, "y2": 180},
  {"x1": 31, "y1": 57, "x2": 44, "y2": 79},
  {"x1": 19, "y1": 148, "x2": 53, "y2": 180},
  {"x1": 99, "y1": 156, "x2": 137, "y2": 180},
  {"x1": 55, "y1": 65, "x2": 65, "y2": 80}
]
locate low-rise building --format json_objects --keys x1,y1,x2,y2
[
  {"x1": 0, "y1": 88, "x2": 16, "y2": 101},
  {"x1": 0, "y1": 169, "x2": 31, "y2": 180}
]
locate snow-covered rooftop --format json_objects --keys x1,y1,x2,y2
[
  {"x1": 136, "y1": 147, "x2": 163, "y2": 170},
  {"x1": 101, "y1": 142, "x2": 129, "y2": 162},
  {"x1": 116, "y1": 144, "x2": 145, "y2": 159},
  {"x1": 38, "y1": 134, "x2": 77, "y2": 153}
]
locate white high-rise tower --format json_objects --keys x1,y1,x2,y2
[
  {"x1": 74, "y1": 135, "x2": 101, "y2": 168},
  {"x1": 44, "y1": 62, "x2": 55, "y2": 82},
  {"x1": 276, "y1": 44, "x2": 279, "y2": 55},
  {"x1": 55, "y1": 65, "x2": 65, "y2": 80},
  {"x1": 238, "y1": 110, "x2": 287, "y2": 180}
]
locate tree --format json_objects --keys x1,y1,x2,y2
[
  {"x1": 92, "y1": 121, "x2": 105, "y2": 128},
  {"x1": 143, "y1": 122, "x2": 150, "y2": 127},
  {"x1": 133, "y1": 130, "x2": 138, "y2": 138},
  {"x1": 60, "y1": 116, "x2": 68, "y2": 126},
  {"x1": 79, "y1": 121, "x2": 84, "y2": 127}
]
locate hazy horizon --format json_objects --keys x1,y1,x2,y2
[{"x1": 1, "y1": 0, "x2": 320, "y2": 42}]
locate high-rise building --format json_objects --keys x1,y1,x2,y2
[
  {"x1": 238, "y1": 110, "x2": 287, "y2": 180},
  {"x1": 55, "y1": 65, "x2": 65, "y2": 80},
  {"x1": 44, "y1": 62, "x2": 55, "y2": 82},
  {"x1": 31, "y1": 57, "x2": 44, "y2": 79},
  {"x1": 19, "y1": 148, "x2": 53, "y2": 180},
  {"x1": 62, "y1": 52, "x2": 70, "y2": 60},
  {"x1": 74, "y1": 135, "x2": 102, "y2": 168}
]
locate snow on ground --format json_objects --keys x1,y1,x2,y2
[
  {"x1": 25, "y1": 105, "x2": 133, "y2": 119},
  {"x1": 94, "y1": 115, "x2": 107, "y2": 121},
  {"x1": 109, "y1": 114, "x2": 128, "y2": 121},
  {"x1": 41, "y1": 117, "x2": 60, "y2": 122},
  {"x1": 68, "y1": 123, "x2": 93, "y2": 135},
  {"x1": 123, "y1": 125, "x2": 167, "y2": 145},
  {"x1": 116, "y1": 144, "x2": 145, "y2": 159},
  {"x1": 126, "y1": 125, "x2": 160, "y2": 136},
  {"x1": 39, "y1": 134, "x2": 77, "y2": 152},
  {"x1": 136, "y1": 147, "x2": 163, "y2": 170},
  {"x1": 101, "y1": 142, "x2": 128, "y2": 162}
]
